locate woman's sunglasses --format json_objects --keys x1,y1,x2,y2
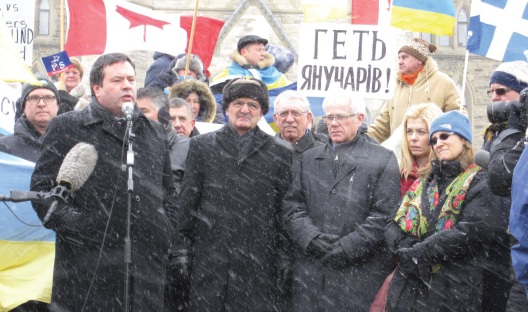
[
  {"x1": 429, "y1": 132, "x2": 455, "y2": 146},
  {"x1": 487, "y1": 87, "x2": 510, "y2": 97}
]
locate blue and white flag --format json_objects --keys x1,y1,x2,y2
[
  {"x1": 41, "y1": 51, "x2": 73, "y2": 76},
  {"x1": 467, "y1": 0, "x2": 528, "y2": 62}
]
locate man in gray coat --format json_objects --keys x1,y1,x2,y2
[
  {"x1": 283, "y1": 92, "x2": 400, "y2": 311},
  {"x1": 176, "y1": 77, "x2": 292, "y2": 311}
]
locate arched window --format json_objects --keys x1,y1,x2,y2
[
  {"x1": 39, "y1": 0, "x2": 50, "y2": 35},
  {"x1": 458, "y1": 8, "x2": 469, "y2": 46}
]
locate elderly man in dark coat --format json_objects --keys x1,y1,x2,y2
[
  {"x1": 283, "y1": 92, "x2": 400, "y2": 311},
  {"x1": 176, "y1": 77, "x2": 292, "y2": 311},
  {"x1": 30, "y1": 53, "x2": 176, "y2": 311}
]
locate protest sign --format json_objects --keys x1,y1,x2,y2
[
  {"x1": 41, "y1": 51, "x2": 73, "y2": 76},
  {"x1": 297, "y1": 23, "x2": 397, "y2": 99},
  {"x1": 0, "y1": 1, "x2": 35, "y2": 66}
]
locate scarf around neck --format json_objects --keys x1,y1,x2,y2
[
  {"x1": 395, "y1": 163, "x2": 481, "y2": 239},
  {"x1": 400, "y1": 66, "x2": 424, "y2": 86}
]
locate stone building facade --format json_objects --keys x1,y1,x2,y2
[{"x1": 31, "y1": 0, "x2": 504, "y2": 145}]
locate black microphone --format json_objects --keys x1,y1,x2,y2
[
  {"x1": 122, "y1": 102, "x2": 134, "y2": 121},
  {"x1": 42, "y1": 142, "x2": 98, "y2": 225},
  {"x1": 474, "y1": 150, "x2": 490, "y2": 169}
]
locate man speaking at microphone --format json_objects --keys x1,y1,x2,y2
[{"x1": 30, "y1": 53, "x2": 176, "y2": 311}]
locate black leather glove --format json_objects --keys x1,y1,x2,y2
[
  {"x1": 306, "y1": 234, "x2": 339, "y2": 258},
  {"x1": 507, "y1": 101, "x2": 527, "y2": 133},
  {"x1": 168, "y1": 249, "x2": 191, "y2": 287},
  {"x1": 321, "y1": 243, "x2": 350, "y2": 269},
  {"x1": 396, "y1": 248, "x2": 419, "y2": 277},
  {"x1": 277, "y1": 261, "x2": 293, "y2": 294}
]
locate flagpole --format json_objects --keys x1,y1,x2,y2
[
  {"x1": 60, "y1": 0, "x2": 66, "y2": 90},
  {"x1": 461, "y1": 50, "x2": 469, "y2": 111},
  {"x1": 60, "y1": 0, "x2": 64, "y2": 50},
  {"x1": 184, "y1": 0, "x2": 200, "y2": 78}
]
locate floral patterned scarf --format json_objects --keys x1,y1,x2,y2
[{"x1": 395, "y1": 163, "x2": 481, "y2": 238}]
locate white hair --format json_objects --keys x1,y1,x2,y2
[
  {"x1": 274, "y1": 90, "x2": 311, "y2": 113},
  {"x1": 322, "y1": 91, "x2": 366, "y2": 115}
]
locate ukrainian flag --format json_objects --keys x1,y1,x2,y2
[
  {"x1": 391, "y1": 0, "x2": 456, "y2": 35},
  {"x1": 0, "y1": 152, "x2": 55, "y2": 311}
]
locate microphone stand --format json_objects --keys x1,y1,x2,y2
[{"x1": 123, "y1": 119, "x2": 135, "y2": 312}]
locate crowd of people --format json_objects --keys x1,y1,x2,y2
[{"x1": 1, "y1": 35, "x2": 528, "y2": 312}]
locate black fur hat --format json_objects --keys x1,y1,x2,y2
[{"x1": 222, "y1": 77, "x2": 269, "y2": 114}]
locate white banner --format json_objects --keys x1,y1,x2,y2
[
  {"x1": 0, "y1": 0, "x2": 35, "y2": 66},
  {"x1": 297, "y1": 23, "x2": 397, "y2": 99},
  {"x1": 0, "y1": 81, "x2": 22, "y2": 135}
]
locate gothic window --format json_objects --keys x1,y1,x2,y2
[
  {"x1": 39, "y1": 0, "x2": 50, "y2": 35},
  {"x1": 458, "y1": 8, "x2": 468, "y2": 47}
]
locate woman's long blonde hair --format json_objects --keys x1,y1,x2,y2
[{"x1": 400, "y1": 103, "x2": 443, "y2": 179}]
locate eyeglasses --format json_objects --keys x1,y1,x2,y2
[
  {"x1": 277, "y1": 110, "x2": 307, "y2": 118},
  {"x1": 26, "y1": 95, "x2": 57, "y2": 104},
  {"x1": 64, "y1": 70, "x2": 80, "y2": 76},
  {"x1": 321, "y1": 114, "x2": 357, "y2": 123},
  {"x1": 429, "y1": 132, "x2": 455, "y2": 146},
  {"x1": 231, "y1": 100, "x2": 261, "y2": 111},
  {"x1": 487, "y1": 87, "x2": 510, "y2": 97}
]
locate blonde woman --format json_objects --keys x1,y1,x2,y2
[
  {"x1": 399, "y1": 103, "x2": 443, "y2": 196},
  {"x1": 385, "y1": 111, "x2": 502, "y2": 311}
]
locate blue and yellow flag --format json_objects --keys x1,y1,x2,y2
[
  {"x1": 390, "y1": 0, "x2": 456, "y2": 35},
  {"x1": 302, "y1": 0, "x2": 348, "y2": 23},
  {"x1": 0, "y1": 152, "x2": 55, "y2": 311}
]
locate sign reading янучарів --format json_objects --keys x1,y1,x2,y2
[{"x1": 297, "y1": 23, "x2": 397, "y2": 100}]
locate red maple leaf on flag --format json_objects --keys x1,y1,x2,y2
[{"x1": 115, "y1": 5, "x2": 171, "y2": 42}]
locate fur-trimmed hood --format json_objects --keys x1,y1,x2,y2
[
  {"x1": 169, "y1": 80, "x2": 217, "y2": 123},
  {"x1": 229, "y1": 50, "x2": 276, "y2": 69}
]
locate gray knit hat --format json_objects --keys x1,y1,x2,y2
[
  {"x1": 19, "y1": 73, "x2": 60, "y2": 110},
  {"x1": 172, "y1": 54, "x2": 206, "y2": 82}
]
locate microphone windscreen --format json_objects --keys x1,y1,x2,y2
[
  {"x1": 474, "y1": 149, "x2": 490, "y2": 169},
  {"x1": 122, "y1": 102, "x2": 134, "y2": 117},
  {"x1": 56, "y1": 143, "x2": 98, "y2": 190}
]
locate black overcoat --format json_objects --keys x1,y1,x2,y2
[
  {"x1": 283, "y1": 136, "x2": 400, "y2": 311},
  {"x1": 0, "y1": 116, "x2": 43, "y2": 162},
  {"x1": 177, "y1": 125, "x2": 292, "y2": 311},
  {"x1": 30, "y1": 100, "x2": 175, "y2": 311}
]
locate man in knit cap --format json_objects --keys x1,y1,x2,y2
[
  {"x1": 484, "y1": 61, "x2": 528, "y2": 312},
  {"x1": 368, "y1": 37, "x2": 462, "y2": 144},
  {"x1": 0, "y1": 75, "x2": 60, "y2": 162}
]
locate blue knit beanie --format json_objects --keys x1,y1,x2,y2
[{"x1": 430, "y1": 110, "x2": 472, "y2": 144}]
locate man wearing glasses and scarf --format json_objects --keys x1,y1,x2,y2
[{"x1": 282, "y1": 92, "x2": 400, "y2": 311}]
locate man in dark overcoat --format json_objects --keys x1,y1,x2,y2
[
  {"x1": 282, "y1": 92, "x2": 400, "y2": 311},
  {"x1": 176, "y1": 77, "x2": 292, "y2": 311},
  {"x1": 30, "y1": 53, "x2": 176, "y2": 311}
]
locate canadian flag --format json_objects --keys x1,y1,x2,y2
[
  {"x1": 351, "y1": 0, "x2": 391, "y2": 25},
  {"x1": 65, "y1": 0, "x2": 187, "y2": 57}
]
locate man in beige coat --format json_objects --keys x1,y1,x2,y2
[{"x1": 368, "y1": 38, "x2": 462, "y2": 144}]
